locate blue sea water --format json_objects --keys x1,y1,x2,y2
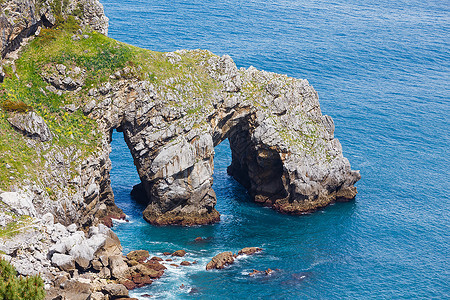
[{"x1": 104, "y1": 0, "x2": 449, "y2": 298}]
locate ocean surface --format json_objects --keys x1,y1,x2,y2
[{"x1": 104, "y1": 0, "x2": 449, "y2": 298}]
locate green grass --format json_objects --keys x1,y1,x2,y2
[
  {"x1": 0, "y1": 19, "x2": 223, "y2": 192},
  {"x1": 0, "y1": 214, "x2": 32, "y2": 239}
]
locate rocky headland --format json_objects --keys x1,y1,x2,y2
[{"x1": 0, "y1": 0, "x2": 360, "y2": 298}]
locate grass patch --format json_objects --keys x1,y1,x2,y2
[
  {"x1": 0, "y1": 19, "x2": 222, "y2": 192},
  {"x1": 0, "y1": 215, "x2": 32, "y2": 239}
]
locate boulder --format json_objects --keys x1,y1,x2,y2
[
  {"x1": 171, "y1": 250, "x2": 186, "y2": 257},
  {"x1": 150, "y1": 256, "x2": 163, "y2": 261},
  {"x1": 51, "y1": 253, "x2": 75, "y2": 272},
  {"x1": 108, "y1": 255, "x2": 128, "y2": 279},
  {"x1": 69, "y1": 241, "x2": 95, "y2": 270},
  {"x1": 238, "y1": 247, "x2": 263, "y2": 256},
  {"x1": 102, "y1": 283, "x2": 129, "y2": 298},
  {"x1": 95, "y1": 230, "x2": 122, "y2": 257},
  {"x1": 127, "y1": 250, "x2": 149, "y2": 262},
  {"x1": 206, "y1": 252, "x2": 235, "y2": 270},
  {"x1": 143, "y1": 261, "x2": 166, "y2": 271},
  {"x1": 180, "y1": 261, "x2": 191, "y2": 266},
  {"x1": 0, "y1": 192, "x2": 36, "y2": 217},
  {"x1": 7, "y1": 112, "x2": 52, "y2": 142}
]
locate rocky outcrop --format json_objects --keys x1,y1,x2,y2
[
  {"x1": 0, "y1": 0, "x2": 108, "y2": 58},
  {"x1": 238, "y1": 247, "x2": 262, "y2": 256},
  {"x1": 1, "y1": 0, "x2": 359, "y2": 229},
  {"x1": 81, "y1": 51, "x2": 360, "y2": 226},
  {"x1": 206, "y1": 252, "x2": 236, "y2": 270},
  {"x1": 206, "y1": 247, "x2": 263, "y2": 270},
  {"x1": 7, "y1": 111, "x2": 52, "y2": 142},
  {"x1": 0, "y1": 214, "x2": 161, "y2": 299}
]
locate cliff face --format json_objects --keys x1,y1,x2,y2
[
  {"x1": 0, "y1": 0, "x2": 108, "y2": 58},
  {"x1": 86, "y1": 52, "x2": 360, "y2": 225},
  {"x1": 0, "y1": 0, "x2": 360, "y2": 229}
]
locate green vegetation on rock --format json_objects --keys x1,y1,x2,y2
[{"x1": 0, "y1": 258, "x2": 45, "y2": 300}]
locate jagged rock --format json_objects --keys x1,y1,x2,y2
[
  {"x1": 102, "y1": 283, "x2": 128, "y2": 298},
  {"x1": 238, "y1": 247, "x2": 262, "y2": 256},
  {"x1": 171, "y1": 250, "x2": 186, "y2": 257},
  {"x1": 0, "y1": 191, "x2": 36, "y2": 217},
  {"x1": 7, "y1": 112, "x2": 52, "y2": 142},
  {"x1": 51, "y1": 253, "x2": 75, "y2": 272},
  {"x1": 127, "y1": 250, "x2": 149, "y2": 262},
  {"x1": 0, "y1": 0, "x2": 109, "y2": 58},
  {"x1": 206, "y1": 252, "x2": 236, "y2": 270},
  {"x1": 108, "y1": 255, "x2": 128, "y2": 279}
]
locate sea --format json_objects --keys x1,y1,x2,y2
[{"x1": 103, "y1": 0, "x2": 449, "y2": 298}]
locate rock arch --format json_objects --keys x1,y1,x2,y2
[{"x1": 87, "y1": 51, "x2": 360, "y2": 226}]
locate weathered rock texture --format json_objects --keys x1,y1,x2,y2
[
  {"x1": 7, "y1": 111, "x2": 52, "y2": 141},
  {"x1": 0, "y1": 0, "x2": 108, "y2": 58},
  {"x1": 82, "y1": 51, "x2": 360, "y2": 225}
]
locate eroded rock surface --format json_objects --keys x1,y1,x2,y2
[
  {"x1": 82, "y1": 52, "x2": 360, "y2": 225},
  {"x1": 7, "y1": 111, "x2": 52, "y2": 141},
  {"x1": 0, "y1": 0, "x2": 108, "y2": 58},
  {"x1": 206, "y1": 252, "x2": 236, "y2": 270}
]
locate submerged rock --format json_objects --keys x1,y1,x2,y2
[
  {"x1": 238, "y1": 247, "x2": 262, "y2": 256},
  {"x1": 172, "y1": 250, "x2": 186, "y2": 257}
]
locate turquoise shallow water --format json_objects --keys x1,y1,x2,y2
[{"x1": 105, "y1": 0, "x2": 449, "y2": 298}]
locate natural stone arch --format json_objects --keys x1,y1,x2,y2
[{"x1": 86, "y1": 50, "x2": 360, "y2": 226}]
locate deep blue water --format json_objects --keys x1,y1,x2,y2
[{"x1": 105, "y1": 0, "x2": 449, "y2": 298}]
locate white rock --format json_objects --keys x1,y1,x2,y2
[
  {"x1": 0, "y1": 192, "x2": 37, "y2": 217},
  {"x1": 67, "y1": 223, "x2": 77, "y2": 233}
]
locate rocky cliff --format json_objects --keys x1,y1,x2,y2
[
  {"x1": 88, "y1": 52, "x2": 361, "y2": 225},
  {"x1": 0, "y1": 0, "x2": 361, "y2": 234},
  {"x1": 0, "y1": 1, "x2": 360, "y2": 228},
  {"x1": 0, "y1": 0, "x2": 108, "y2": 59},
  {"x1": 0, "y1": 0, "x2": 360, "y2": 296}
]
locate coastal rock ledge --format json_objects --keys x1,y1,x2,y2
[
  {"x1": 89, "y1": 53, "x2": 361, "y2": 225},
  {"x1": 0, "y1": 0, "x2": 360, "y2": 228}
]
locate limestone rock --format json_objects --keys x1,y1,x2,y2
[
  {"x1": 127, "y1": 250, "x2": 149, "y2": 262},
  {"x1": 0, "y1": 191, "x2": 36, "y2": 217},
  {"x1": 108, "y1": 255, "x2": 128, "y2": 279},
  {"x1": 51, "y1": 253, "x2": 75, "y2": 272},
  {"x1": 102, "y1": 283, "x2": 128, "y2": 298},
  {"x1": 7, "y1": 112, "x2": 52, "y2": 142},
  {"x1": 238, "y1": 247, "x2": 262, "y2": 256},
  {"x1": 206, "y1": 252, "x2": 235, "y2": 270}
]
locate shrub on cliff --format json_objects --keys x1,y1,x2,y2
[
  {"x1": 0, "y1": 258, "x2": 45, "y2": 300},
  {"x1": 1, "y1": 99, "x2": 33, "y2": 113}
]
